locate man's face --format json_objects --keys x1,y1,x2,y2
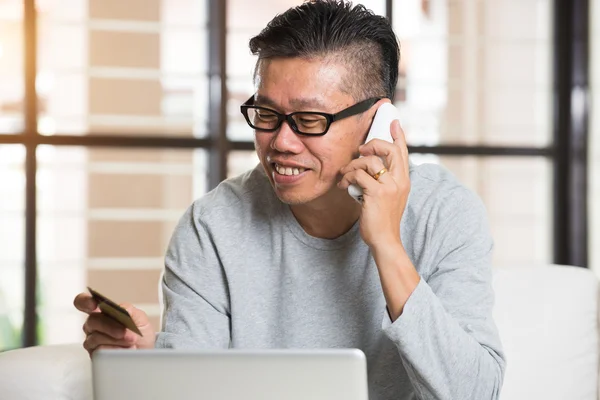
[{"x1": 253, "y1": 57, "x2": 374, "y2": 206}]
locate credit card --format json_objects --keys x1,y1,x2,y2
[{"x1": 87, "y1": 286, "x2": 143, "y2": 337}]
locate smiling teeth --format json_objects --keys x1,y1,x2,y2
[{"x1": 275, "y1": 164, "x2": 305, "y2": 176}]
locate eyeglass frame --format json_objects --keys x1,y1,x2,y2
[{"x1": 240, "y1": 95, "x2": 382, "y2": 136}]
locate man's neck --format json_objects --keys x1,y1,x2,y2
[{"x1": 289, "y1": 190, "x2": 361, "y2": 239}]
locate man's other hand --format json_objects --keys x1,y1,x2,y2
[{"x1": 73, "y1": 292, "x2": 156, "y2": 357}]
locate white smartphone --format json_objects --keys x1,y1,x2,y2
[{"x1": 348, "y1": 102, "x2": 400, "y2": 203}]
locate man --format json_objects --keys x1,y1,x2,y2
[{"x1": 74, "y1": 1, "x2": 506, "y2": 399}]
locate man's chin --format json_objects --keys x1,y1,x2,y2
[
  {"x1": 273, "y1": 189, "x2": 316, "y2": 206},
  {"x1": 272, "y1": 184, "x2": 345, "y2": 207}
]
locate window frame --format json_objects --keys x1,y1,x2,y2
[{"x1": 0, "y1": 0, "x2": 589, "y2": 348}]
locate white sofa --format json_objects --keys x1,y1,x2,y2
[{"x1": 0, "y1": 265, "x2": 598, "y2": 400}]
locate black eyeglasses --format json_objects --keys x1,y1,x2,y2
[{"x1": 240, "y1": 95, "x2": 381, "y2": 136}]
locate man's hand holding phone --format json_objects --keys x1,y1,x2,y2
[
  {"x1": 73, "y1": 289, "x2": 156, "y2": 357},
  {"x1": 338, "y1": 101, "x2": 419, "y2": 320},
  {"x1": 339, "y1": 101, "x2": 411, "y2": 249}
]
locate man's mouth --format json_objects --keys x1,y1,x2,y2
[{"x1": 273, "y1": 163, "x2": 307, "y2": 176}]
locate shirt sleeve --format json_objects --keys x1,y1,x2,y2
[
  {"x1": 382, "y1": 187, "x2": 506, "y2": 400},
  {"x1": 155, "y1": 202, "x2": 231, "y2": 349}
]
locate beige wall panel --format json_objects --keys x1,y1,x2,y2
[
  {"x1": 89, "y1": 174, "x2": 193, "y2": 209},
  {"x1": 447, "y1": 2, "x2": 463, "y2": 35},
  {"x1": 89, "y1": 0, "x2": 160, "y2": 21},
  {"x1": 87, "y1": 269, "x2": 162, "y2": 304},
  {"x1": 89, "y1": 78, "x2": 162, "y2": 116},
  {"x1": 148, "y1": 315, "x2": 162, "y2": 330},
  {"x1": 88, "y1": 221, "x2": 169, "y2": 258},
  {"x1": 447, "y1": 45, "x2": 464, "y2": 81},
  {"x1": 90, "y1": 31, "x2": 160, "y2": 69}
]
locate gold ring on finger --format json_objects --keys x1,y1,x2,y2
[{"x1": 372, "y1": 168, "x2": 388, "y2": 181}]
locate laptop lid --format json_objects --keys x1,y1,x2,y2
[{"x1": 92, "y1": 348, "x2": 369, "y2": 400}]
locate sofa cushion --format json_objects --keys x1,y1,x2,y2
[
  {"x1": 0, "y1": 343, "x2": 92, "y2": 400},
  {"x1": 493, "y1": 265, "x2": 599, "y2": 400}
]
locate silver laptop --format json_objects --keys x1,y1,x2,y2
[{"x1": 92, "y1": 348, "x2": 369, "y2": 400}]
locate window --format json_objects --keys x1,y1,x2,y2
[
  {"x1": 36, "y1": 0, "x2": 208, "y2": 136},
  {"x1": 36, "y1": 146, "x2": 207, "y2": 344},
  {"x1": 0, "y1": 0, "x2": 211, "y2": 351},
  {"x1": 0, "y1": 0, "x2": 591, "y2": 350},
  {"x1": 0, "y1": 1, "x2": 24, "y2": 133},
  {"x1": 392, "y1": 0, "x2": 553, "y2": 266},
  {"x1": 0, "y1": 145, "x2": 25, "y2": 349}
]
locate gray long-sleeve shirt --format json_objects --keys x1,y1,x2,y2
[{"x1": 156, "y1": 163, "x2": 506, "y2": 400}]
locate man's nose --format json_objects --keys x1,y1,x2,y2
[{"x1": 271, "y1": 120, "x2": 303, "y2": 153}]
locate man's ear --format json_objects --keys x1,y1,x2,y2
[
  {"x1": 364, "y1": 98, "x2": 392, "y2": 122},
  {"x1": 361, "y1": 98, "x2": 392, "y2": 129},
  {"x1": 357, "y1": 98, "x2": 393, "y2": 145}
]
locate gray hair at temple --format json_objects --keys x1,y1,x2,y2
[{"x1": 248, "y1": 0, "x2": 400, "y2": 102}]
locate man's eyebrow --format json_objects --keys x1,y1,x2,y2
[{"x1": 255, "y1": 95, "x2": 329, "y2": 112}]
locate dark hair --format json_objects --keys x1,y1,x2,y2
[{"x1": 249, "y1": 0, "x2": 400, "y2": 101}]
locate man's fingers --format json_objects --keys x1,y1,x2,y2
[
  {"x1": 390, "y1": 120, "x2": 409, "y2": 160},
  {"x1": 359, "y1": 138, "x2": 402, "y2": 164},
  {"x1": 338, "y1": 169, "x2": 381, "y2": 192},
  {"x1": 84, "y1": 312, "x2": 129, "y2": 340},
  {"x1": 73, "y1": 293, "x2": 99, "y2": 314},
  {"x1": 340, "y1": 155, "x2": 386, "y2": 177},
  {"x1": 358, "y1": 140, "x2": 403, "y2": 180},
  {"x1": 120, "y1": 303, "x2": 152, "y2": 338},
  {"x1": 120, "y1": 303, "x2": 148, "y2": 327},
  {"x1": 359, "y1": 121, "x2": 409, "y2": 180},
  {"x1": 390, "y1": 120, "x2": 405, "y2": 143},
  {"x1": 83, "y1": 331, "x2": 136, "y2": 353}
]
